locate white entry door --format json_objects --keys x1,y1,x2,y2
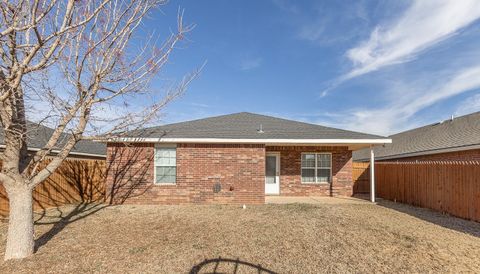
[{"x1": 265, "y1": 153, "x2": 280, "y2": 195}]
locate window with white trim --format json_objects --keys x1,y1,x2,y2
[
  {"x1": 301, "y1": 153, "x2": 331, "y2": 183},
  {"x1": 154, "y1": 146, "x2": 176, "y2": 184}
]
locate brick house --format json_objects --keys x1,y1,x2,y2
[
  {"x1": 106, "y1": 112, "x2": 390, "y2": 205},
  {"x1": 353, "y1": 111, "x2": 480, "y2": 162}
]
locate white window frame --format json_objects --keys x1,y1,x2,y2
[
  {"x1": 154, "y1": 144, "x2": 177, "y2": 185},
  {"x1": 301, "y1": 152, "x2": 332, "y2": 184}
]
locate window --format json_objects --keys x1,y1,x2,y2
[
  {"x1": 154, "y1": 146, "x2": 176, "y2": 184},
  {"x1": 301, "y1": 153, "x2": 331, "y2": 183}
]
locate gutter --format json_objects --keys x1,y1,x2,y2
[
  {"x1": 103, "y1": 137, "x2": 392, "y2": 145},
  {"x1": 0, "y1": 144, "x2": 106, "y2": 158},
  {"x1": 355, "y1": 143, "x2": 480, "y2": 162}
]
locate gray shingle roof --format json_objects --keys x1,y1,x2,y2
[
  {"x1": 0, "y1": 121, "x2": 106, "y2": 157},
  {"x1": 128, "y1": 112, "x2": 386, "y2": 140},
  {"x1": 353, "y1": 111, "x2": 480, "y2": 161}
]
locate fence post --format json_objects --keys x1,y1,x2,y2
[{"x1": 370, "y1": 146, "x2": 375, "y2": 203}]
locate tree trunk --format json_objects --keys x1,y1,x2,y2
[{"x1": 4, "y1": 184, "x2": 34, "y2": 260}]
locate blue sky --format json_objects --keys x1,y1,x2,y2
[{"x1": 133, "y1": 0, "x2": 480, "y2": 136}]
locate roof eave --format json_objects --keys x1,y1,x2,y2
[
  {"x1": 0, "y1": 144, "x2": 106, "y2": 158},
  {"x1": 355, "y1": 143, "x2": 480, "y2": 162},
  {"x1": 105, "y1": 137, "x2": 392, "y2": 145}
]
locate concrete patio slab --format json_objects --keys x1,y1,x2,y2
[{"x1": 265, "y1": 196, "x2": 370, "y2": 205}]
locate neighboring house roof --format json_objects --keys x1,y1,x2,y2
[
  {"x1": 119, "y1": 112, "x2": 390, "y2": 145},
  {"x1": 0, "y1": 121, "x2": 106, "y2": 157},
  {"x1": 353, "y1": 111, "x2": 480, "y2": 161}
]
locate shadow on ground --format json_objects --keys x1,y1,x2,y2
[
  {"x1": 34, "y1": 202, "x2": 108, "y2": 252},
  {"x1": 377, "y1": 199, "x2": 480, "y2": 238},
  {"x1": 27, "y1": 145, "x2": 151, "y2": 252},
  {"x1": 190, "y1": 257, "x2": 277, "y2": 274}
]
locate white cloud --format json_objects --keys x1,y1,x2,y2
[
  {"x1": 239, "y1": 57, "x2": 262, "y2": 71},
  {"x1": 454, "y1": 93, "x2": 480, "y2": 117},
  {"x1": 189, "y1": 102, "x2": 210, "y2": 108},
  {"x1": 345, "y1": 0, "x2": 480, "y2": 79},
  {"x1": 293, "y1": 1, "x2": 369, "y2": 46},
  {"x1": 320, "y1": 65, "x2": 480, "y2": 136},
  {"x1": 319, "y1": 90, "x2": 328, "y2": 98},
  {"x1": 26, "y1": 96, "x2": 157, "y2": 135},
  {"x1": 271, "y1": 0, "x2": 300, "y2": 14},
  {"x1": 297, "y1": 18, "x2": 327, "y2": 42}
]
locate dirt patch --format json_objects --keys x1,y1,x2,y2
[{"x1": 1, "y1": 201, "x2": 480, "y2": 273}]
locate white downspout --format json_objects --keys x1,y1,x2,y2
[{"x1": 370, "y1": 145, "x2": 375, "y2": 203}]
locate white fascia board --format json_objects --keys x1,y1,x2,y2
[
  {"x1": 107, "y1": 137, "x2": 392, "y2": 145},
  {"x1": 47, "y1": 149, "x2": 106, "y2": 158},
  {"x1": 0, "y1": 144, "x2": 106, "y2": 158},
  {"x1": 373, "y1": 143, "x2": 480, "y2": 161}
]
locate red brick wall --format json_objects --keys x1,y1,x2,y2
[
  {"x1": 267, "y1": 146, "x2": 353, "y2": 197},
  {"x1": 106, "y1": 143, "x2": 354, "y2": 205},
  {"x1": 106, "y1": 143, "x2": 266, "y2": 205},
  {"x1": 381, "y1": 149, "x2": 480, "y2": 162}
]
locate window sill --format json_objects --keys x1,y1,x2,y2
[
  {"x1": 301, "y1": 182, "x2": 331, "y2": 185},
  {"x1": 153, "y1": 183, "x2": 177, "y2": 186}
]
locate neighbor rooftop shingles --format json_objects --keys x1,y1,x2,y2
[
  {"x1": 353, "y1": 111, "x2": 480, "y2": 161},
  {"x1": 0, "y1": 121, "x2": 106, "y2": 156}
]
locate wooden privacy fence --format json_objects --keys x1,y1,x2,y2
[
  {"x1": 353, "y1": 162, "x2": 370, "y2": 194},
  {"x1": 0, "y1": 158, "x2": 106, "y2": 217},
  {"x1": 353, "y1": 161, "x2": 480, "y2": 222}
]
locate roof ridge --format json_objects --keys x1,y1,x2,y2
[
  {"x1": 139, "y1": 112, "x2": 387, "y2": 138},
  {"x1": 141, "y1": 112, "x2": 250, "y2": 131},
  {"x1": 240, "y1": 112, "x2": 387, "y2": 138}
]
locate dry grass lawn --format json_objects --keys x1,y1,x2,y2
[{"x1": 1, "y1": 199, "x2": 480, "y2": 273}]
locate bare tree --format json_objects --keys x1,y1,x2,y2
[{"x1": 0, "y1": 0, "x2": 199, "y2": 260}]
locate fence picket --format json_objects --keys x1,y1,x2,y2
[
  {"x1": 353, "y1": 161, "x2": 480, "y2": 222},
  {"x1": 0, "y1": 158, "x2": 106, "y2": 217}
]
